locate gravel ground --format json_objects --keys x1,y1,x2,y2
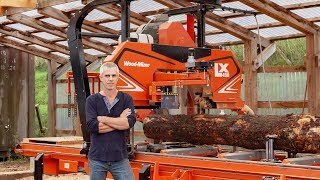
[
  {"x1": 18, "y1": 173, "x2": 89, "y2": 180},
  {"x1": 0, "y1": 158, "x2": 89, "y2": 180},
  {"x1": 0, "y1": 158, "x2": 30, "y2": 172}
]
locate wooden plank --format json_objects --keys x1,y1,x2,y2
[
  {"x1": 258, "y1": 101, "x2": 308, "y2": 108},
  {"x1": 27, "y1": 53, "x2": 35, "y2": 138},
  {"x1": 244, "y1": 40, "x2": 258, "y2": 113},
  {"x1": 238, "y1": 0, "x2": 319, "y2": 34},
  {"x1": 23, "y1": 136, "x2": 83, "y2": 145},
  {"x1": 37, "y1": 0, "x2": 78, "y2": 8},
  {"x1": 0, "y1": 0, "x2": 36, "y2": 7},
  {"x1": 0, "y1": 7, "x2": 34, "y2": 16},
  {"x1": 257, "y1": 65, "x2": 306, "y2": 73},
  {"x1": 47, "y1": 60, "x2": 57, "y2": 136},
  {"x1": 253, "y1": 43, "x2": 276, "y2": 69},
  {"x1": 56, "y1": 104, "x2": 76, "y2": 108},
  {"x1": 306, "y1": 34, "x2": 320, "y2": 115}
]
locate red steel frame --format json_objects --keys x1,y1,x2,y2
[{"x1": 16, "y1": 142, "x2": 320, "y2": 179}]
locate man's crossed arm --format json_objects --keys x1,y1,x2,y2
[{"x1": 97, "y1": 108, "x2": 131, "y2": 133}]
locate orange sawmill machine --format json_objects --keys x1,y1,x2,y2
[{"x1": 15, "y1": 0, "x2": 320, "y2": 179}]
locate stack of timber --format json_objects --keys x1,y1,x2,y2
[{"x1": 143, "y1": 114, "x2": 320, "y2": 153}]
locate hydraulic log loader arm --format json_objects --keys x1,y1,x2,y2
[{"x1": 67, "y1": 0, "x2": 253, "y2": 152}]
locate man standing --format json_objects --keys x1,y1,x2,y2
[{"x1": 85, "y1": 62, "x2": 136, "y2": 180}]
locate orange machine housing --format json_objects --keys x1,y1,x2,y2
[{"x1": 104, "y1": 22, "x2": 245, "y2": 117}]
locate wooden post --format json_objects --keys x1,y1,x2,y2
[
  {"x1": 27, "y1": 54, "x2": 35, "y2": 137},
  {"x1": 75, "y1": 107, "x2": 82, "y2": 136},
  {"x1": 244, "y1": 40, "x2": 258, "y2": 113},
  {"x1": 306, "y1": 33, "x2": 320, "y2": 115},
  {"x1": 47, "y1": 60, "x2": 57, "y2": 136}
]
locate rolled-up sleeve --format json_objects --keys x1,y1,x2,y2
[
  {"x1": 125, "y1": 95, "x2": 136, "y2": 128},
  {"x1": 85, "y1": 96, "x2": 99, "y2": 133}
]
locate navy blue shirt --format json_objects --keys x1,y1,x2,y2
[{"x1": 85, "y1": 91, "x2": 136, "y2": 162}]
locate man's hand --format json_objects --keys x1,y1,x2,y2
[
  {"x1": 120, "y1": 108, "x2": 131, "y2": 118},
  {"x1": 97, "y1": 116, "x2": 105, "y2": 122},
  {"x1": 98, "y1": 122, "x2": 114, "y2": 133}
]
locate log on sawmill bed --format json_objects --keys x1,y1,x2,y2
[{"x1": 143, "y1": 114, "x2": 320, "y2": 153}]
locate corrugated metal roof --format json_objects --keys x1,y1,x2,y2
[
  {"x1": 84, "y1": 49, "x2": 105, "y2": 56},
  {"x1": 56, "y1": 41, "x2": 68, "y2": 47},
  {"x1": 40, "y1": 18, "x2": 67, "y2": 27},
  {"x1": 32, "y1": 32, "x2": 60, "y2": 40},
  {"x1": 21, "y1": 9, "x2": 41, "y2": 18},
  {"x1": 6, "y1": 23, "x2": 36, "y2": 31},
  {"x1": 251, "y1": 26, "x2": 301, "y2": 38},
  {"x1": 0, "y1": 16, "x2": 9, "y2": 23},
  {"x1": 52, "y1": 52, "x2": 69, "y2": 59},
  {"x1": 292, "y1": 7, "x2": 320, "y2": 18},
  {"x1": 131, "y1": 0, "x2": 167, "y2": 13},
  {"x1": 85, "y1": 9, "x2": 113, "y2": 21},
  {"x1": 100, "y1": 21, "x2": 138, "y2": 31},
  {"x1": 28, "y1": 44, "x2": 51, "y2": 52},
  {"x1": 52, "y1": 1, "x2": 84, "y2": 12},
  {"x1": 229, "y1": 15, "x2": 277, "y2": 27},
  {"x1": 5, "y1": 36, "x2": 28, "y2": 44},
  {"x1": 169, "y1": 14, "x2": 186, "y2": 22},
  {"x1": 272, "y1": 0, "x2": 316, "y2": 6},
  {"x1": 207, "y1": 33, "x2": 240, "y2": 44},
  {"x1": 91, "y1": 37, "x2": 117, "y2": 44}
]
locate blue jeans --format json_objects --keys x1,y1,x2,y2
[{"x1": 88, "y1": 158, "x2": 134, "y2": 180}]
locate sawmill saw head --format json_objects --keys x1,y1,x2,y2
[{"x1": 104, "y1": 20, "x2": 253, "y2": 117}]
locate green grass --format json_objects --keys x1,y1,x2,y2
[
  {"x1": 34, "y1": 58, "x2": 48, "y2": 137},
  {"x1": 228, "y1": 38, "x2": 306, "y2": 66}
]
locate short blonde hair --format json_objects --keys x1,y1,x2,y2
[{"x1": 100, "y1": 62, "x2": 119, "y2": 75}]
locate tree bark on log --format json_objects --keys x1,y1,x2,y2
[{"x1": 143, "y1": 114, "x2": 320, "y2": 153}]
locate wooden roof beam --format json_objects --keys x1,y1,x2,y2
[
  {"x1": 207, "y1": 17, "x2": 320, "y2": 36},
  {"x1": 0, "y1": 0, "x2": 77, "y2": 16},
  {"x1": 36, "y1": 0, "x2": 78, "y2": 8},
  {"x1": 219, "y1": 1, "x2": 320, "y2": 19},
  {"x1": 0, "y1": 36, "x2": 68, "y2": 64},
  {"x1": 7, "y1": 14, "x2": 114, "y2": 53},
  {"x1": 0, "y1": 26, "x2": 97, "y2": 62},
  {"x1": 238, "y1": 0, "x2": 320, "y2": 34},
  {"x1": 0, "y1": 0, "x2": 36, "y2": 8},
  {"x1": 38, "y1": 7, "x2": 119, "y2": 34}
]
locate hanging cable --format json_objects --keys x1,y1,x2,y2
[{"x1": 254, "y1": 15, "x2": 273, "y2": 114}]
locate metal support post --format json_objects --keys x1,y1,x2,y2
[
  {"x1": 121, "y1": 0, "x2": 131, "y2": 42},
  {"x1": 197, "y1": 3, "x2": 206, "y2": 47},
  {"x1": 139, "y1": 164, "x2": 151, "y2": 180},
  {"x1": 265, "y1": 135, "x2": 277, "y2": 162},
  {"x1": 34, "y1": 153, "x2": 44, "y2": 180}
]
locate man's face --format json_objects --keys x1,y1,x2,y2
[{"x1": 100, "y1": 67, "x2": 119, "y2": 90}]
